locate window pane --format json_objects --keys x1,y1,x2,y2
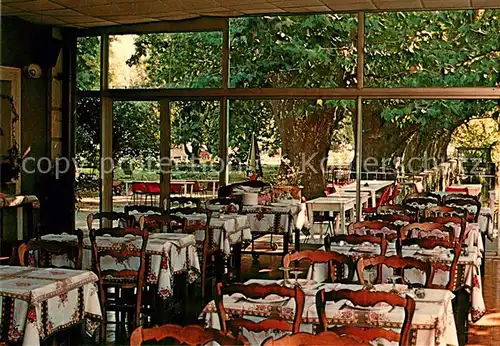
[
  {"x1": 230, "y1": 14, "x2": 358, "y2": 88},
  {"x1": 365, "y1": 10, "x2": 500, "y2": 87},
  {"x1": 76, "y1": 37, "x2": 100, "y2": 91},
  {"x1": 109, "y1": 32, "x2": 222, "y2": 89}
]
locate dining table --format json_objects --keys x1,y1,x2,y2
[
  {"x1": 308, "y1": 241, "x2": 486, "y2": 323},
  {"x1": 32, "y1": 232, "x2": 200, "y2": 300},
  {"x1": 338, "y1": 180, "x2": 394, "y2": 206},
  {"x1": 306, "y1": 197, "x2": 356, "y2": 235},
  {"x1": 0, "y1": 265, "x2": 102, "y2": 346},
  {"x1": 201, "y1": 279, "x2": 459, "y2": 346}
]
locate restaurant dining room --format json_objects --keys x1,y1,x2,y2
[{"x1": 1, "y1": 1, "x2": 500, "y2": 345}]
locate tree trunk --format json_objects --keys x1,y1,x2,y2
[{"x1": 271, "y1": 100, "x2": 347, "y2": 199}]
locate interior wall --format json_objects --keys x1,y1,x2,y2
[{"x1": 1, "y1": 17, "x2": 52, "y2": 240}]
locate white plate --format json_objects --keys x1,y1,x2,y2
[{"x1": 245, "y1": 295, "x2": 289, "y2": 304}]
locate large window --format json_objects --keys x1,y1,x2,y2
[
  {"x1": 365, "y1": 10, "x2": 500, "y2": 87},
  {"x1": 76, "y1": 37, "x2": 100, "y2": 91},
  {"x1": 108, "y1": 32, "x2": 223, "y2": 89}
]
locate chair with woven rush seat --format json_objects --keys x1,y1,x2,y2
[
  {"x1": 315, "y1": 288, "x2": 416, "y2": 346},
  {"x1": 421, "y1": 216, "x2": 466, "y2": 241},
  {"x1": 366, "y1": 212, "x2": 413, "y2": 225},
  {"x1": 215, "y1": 282, "x2": 305, "y2": 337},
  {"x1": 139, "y1": 214, "x2": 186, "y2": 233},
  {"x1": 263, "y1": 331, "x2": 369, "y2": 346},
  {"x1": 357, "y1": 255, "x2": 432, "y2": 287},
  {"x1": 130, "y1": 324, "x2": 249, "y2": 346},
  {"x1": 442, "y1": 192, "x2": 479, "y2": 203},
  {"x1": 87, "y1": 211, "x2": 136, "y2": 229},
  {"x1": 399, "y1": 222, "x2": 456, "y2": 242},
  {"x1": 283, "y1": 249, "x2": 354, "y2": 283},
  {"x1": 18, "y1": 229, "x2": 84, "y2": 269},
  {"x1": 90, "y1": 227, "x2": 149, "y2": 342}
]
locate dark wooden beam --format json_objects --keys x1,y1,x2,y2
[{"x1": 80, "y1": 87, "x2": 500, "y2": 101}]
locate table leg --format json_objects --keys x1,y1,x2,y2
[
  {"x1": 293, "y1": 214, "x2": 300, "y2": 252},
  {"x1": 371, "y1": 192, "x2": 376, "y2": 207},
  {"x1": 232, "y1": 242, "x2": 242, "y2": 282},
  {"x1": 307, "y1": 204, "x2": 313, "y2": 236},
  {"x1": 349, "y1": 207, "x2": 354, "y2": 224}
]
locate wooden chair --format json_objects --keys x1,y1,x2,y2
[
  {"x1": 90, "y1": 227, "x2": 149, "y2": 341},
  {"x1": 87, "y1": 211, "x2": 136, "y2": 229},
  {"x1": 169, "y1": 206, "x2": 201, "y2": 215},
  {"x1": 366, "y1": 213, "x2": 413, "y2": 224},
  {"x1": 263, "y1": 331, "x2": 368, "y2": 346},
  {"x1": 315, "y1": 288, "x2": 416, "y2": 346},
  {"x1": 130, "y1": 324, "x2": 249, "y2": 346},
  {"x1": 215, "y1": 282, "x2": 305, "y2": 336},
  {"x1": 18, "y1": 229, "x2": 84, "y2": 269},
  {"x1": 362, "y1": 184, "x2": 393, "y2": 214},
  {"x1": 357, "y1": 255, "x2": 431, "y2": 286},
  {"x1": 206, "y1": 197, "x2": 242, "y2": 214},
  {"x1": 399, "y1": 237, "x2": 462, "y2": 290},
  {"x1": 283, "y1": 250, "x2": 354, "y2": 283},
  {"x1": 406, "y1": 192, "x2": 442, "y2": 203},
  {"x1": 421, "y1": 216, "x2": 466, "y2": 240},
  {"x1": 443, "y1": 198, "x2": 482, "y2": 222},
  {"x1": 139, "y1": 214, "x2": 186, "y2": 233},
  {"x1": 200, "y1": 210, "x2": 221, "y2": 302},
  {"x1": 442, "y1": 193, "x2": 479, "y2": 203},
  {"x1": 377, "y1": 204, "x2": 419, "y2": 217},
  {"x1": 424, "y1": 205, "x2": 469, "y2": 221},
  {"x1": 403, "y1": 196, "x2": 439, "y2": 213},
  {"x1": 347, "y1": 220, "x2": 400, "y2": 238},
  {"x1": 399, "y1": 222, "x2": 455, "y2": 242}
]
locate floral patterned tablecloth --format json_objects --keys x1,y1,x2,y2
[
  {"x1": 175, "y1": 213, "x2": 252, "y2": 255},
  {"x1": 0, "y1": 266, "x2": 101, "y2": 346},
  {"x1": 241, "y1": 203, "x2": 307, "y2": 234},
  {"x1": 37, "y1": 233, "x2": 200, "y2": 300},
  {"x1": 308, "y1": 243, "x2": 486, "y2": 322},
  {"x1": 201, "y1": 279, "x2": 458, "y2": 346}
]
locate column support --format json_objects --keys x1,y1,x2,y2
[
  {"x1": 160, "y1": 100, "x2": 171, "y2": 211},
  {"x1": 355, "y1": 11, "x2": 365, "y2": 221}
]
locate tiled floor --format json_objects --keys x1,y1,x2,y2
[{"x1": 468, "y1": 256, "x2": 500, "y2": 345}]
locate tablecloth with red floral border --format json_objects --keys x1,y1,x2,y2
[
  {"x1": 0, "y1": 266, "x2": 101, "y2": 346},
  {"x1": 201, "y1": 279, "x2": 458, "y2": 346},
  {"x1": 33, "y1": 233, "x2": 200, "y2": 300}
]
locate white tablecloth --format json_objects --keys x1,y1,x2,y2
[
  {"x1": 36, "y1": 233, "x2": 200, "y2": 300},
  {"x1": 201, "y1": 279, "x2": 458, "y2": 346},
  {"x1": 241, "y1": 203, "x2": 307, "y2": 234},
  {"x1": 176, "y1": 213, "x2": 252, "y2": 255},
  {"x1": 0, "y1": 266, "x2": 102, "y2": 346},
  {"x1": 308, "y1": 243, "x2": 486, "y2": 322}
]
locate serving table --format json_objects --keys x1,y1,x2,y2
[
  {"x1": 201, "y1": 279, "x2": 458, "y2": 346},
  {"x1": 0, "y1": 266, "x2": 101, "y2": 346}
]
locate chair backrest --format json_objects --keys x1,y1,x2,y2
[
  {"x1": 124, "y1": 205, "x2": 163, "y2": 216},
  {"x1": 325, "y1": 234, "x2": 391, "y2": 254},
  {"x1": 201, "y1": 210, "x2": 215, "y2": 300},
  {"x1": 283, "y1": 250, "x2": 354, "y2": 283},
  {"x1": 442, "y1": 198, "x2": 481, "y2": 222},
  {"x1": 399, "y1": 222, "x2": 455, "y2": 242},
  {"x1": 169, "y1": 207, "x2": 201, "y2": 215},
  {"x1": 315, "y1": 288, "x2": 416, "y2": 346},
  {"x1": 420, "y1": 216, "x2": 466, "y2": 240},
  {"x1": 263, "y1": 331, "x2": 368, "y2": 346},
  {"x1": 139, "y1": 214, "x2": 186, "y2": 233},
  {"x1": 386, "y1": 183, "x2": 400, "y2": 204},
  {"x1": 357, "y1": 255, "x2": 431, "y2": 286},
  {"x1": 130, "y1": 324, "x2": 249, "y2": 346},
  {"x1": 347, "y1": 220, "x2": 400, "y2": 238},
  {"x1": 19, "y1": 230, "x2": 84, "y2": 269},
  {"x1": 87, "y1": 212, "x2": 136, "y2": 229},
  {"x1": 424, "y1": 205, "x2": 469, "y2": 221},
  {"x1": 399, "y1": 237, "x2": 461, "y2": 290},
  {"x1": 377, "y1": 204, "x2": 419, "y2": 216},
  {"x1": 442, "y1": 193, "x2": 478, "y2": 203},
  {"x1": 206, "y1": 197, "x2": 242, "y2": 213},
  {"x1": 366, "y1": 213, "x2": 413, "y2": 225},
  {"x1": 403, "y1": 196, "x2": 439, "y2": 211},
  {"x1": 215, "y1": 282, "x2": 305, "y2": 335},
  {"x1": 376, "y1": 184, "x2": 394, "y2": 207},
  {"x1": 445, "y1": 186, "x2": 469, "y2": 194},
  {"x1": 89, "y1": 227, "x2": 149, "y2": 326}
]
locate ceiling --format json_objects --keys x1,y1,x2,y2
[{"x1": 2, "y1": 0, "x2": 500, "y2": 28}]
